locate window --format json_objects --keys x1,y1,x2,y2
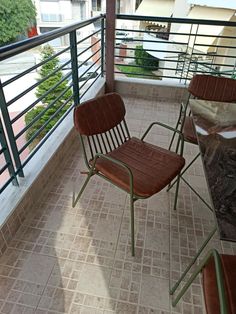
[
  {"x1": 92, "y1": 0, "x2": 101, "y2": 11},
  {"x1": 41, "y1": 14, "x2": 63, "y2": 22}
]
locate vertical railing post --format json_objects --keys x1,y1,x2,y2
[
  {"x1": 69, "y1": 30, "x2": 80, "y2": 106},
  {"x1": 105, "y1": 0, "x2": 116, "y2": 93},
  {"x1": 0, "y1": 80, "x2": 24, "y2": 177},
  {"x1": 101, "y1": 15, "x2": 105, "y2": 77},
  {"x1": 0, "y1": 118, "x2": 18, "y2": 186},
  {"x1": 185, "y1": 24, "x2": 199, "y2": 84}
]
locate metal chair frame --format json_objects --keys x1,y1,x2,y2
[
  {"x1": 171, "y1": 247, "x2": 228, "y2": 314},
  {"x1": 73, "y1": 106, "x2": 185, "y2": 256}
]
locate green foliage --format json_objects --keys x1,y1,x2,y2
[
  {"x1": 0, "y1": 0, "x2": 36, "y2": 45},
  {"x1": 25, "y1": 45, "x2": 72, "y2": 148},
  {"x1": 134, "y1": 45, "x2": 159, "y2": 69},
  {"x1": 116, "y1": 63, "x2": 161, "y2": 80}
]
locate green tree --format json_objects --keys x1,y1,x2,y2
[
  {"x1": 0, "y1": 0, "x2": 36, "y2": 45},
  {"x1": 135, "y1": 45, "x2": 159, "y2": 70},
  {"x1": 25, "y1": 45, "x2": 72, "y2": 148}
]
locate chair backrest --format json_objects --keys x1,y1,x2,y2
[
  {"x1": 74, "y1": 92, "x2": 131, "y2": 162},
  {"x1": 188, "y1": 75, "x2": 236, "y2": 102}
]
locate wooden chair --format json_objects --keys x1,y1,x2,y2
[
  {"x1": 73, "y1": 92, "x2": 185, "y2": 256},
  {"x1": 168, "y1": 75, "x2": 236, "y2": 209},
  {"x1": 171, "y1": 249, "x2": 236, "y2": 314}
]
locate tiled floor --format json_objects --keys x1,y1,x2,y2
[{"x1": 1, "y1": 96, "x2": 236, "y2": 314}]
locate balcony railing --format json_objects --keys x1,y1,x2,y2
[
  {"x1": 1, "y1": 13, "x2": 236, "y2": 194},
  {"x1": 115, "y1": 14, "x2": 236, "y2": 82},
  {"x1": 0, "y1": 15, "x2": 105, "y2": 194}
]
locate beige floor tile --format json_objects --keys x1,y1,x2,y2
[
  {"x1": 77, "y1": 264, "x2": 112, "y2": 298},
  {"x1": 140, "y1": 274, "x2": 170, "y2": 310},
  {"x1": 19, "y1": 253, "x2": 55, "y2": 285}
]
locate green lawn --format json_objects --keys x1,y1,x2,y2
[{"x1": 116, "y1": 64, "x2": 160, "y2": 80}]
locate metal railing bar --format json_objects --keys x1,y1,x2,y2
[
  {"x1": 77, "y1": 39, "x2": 101, "y2": 59},
  {"x1": 0, "y1": 164, "x2": 9, "y2": 175},
  {"x1": 79, "y1": 58, "x2": 101, "y2": 80},
  {"x1": 79, "y1": 65, "x2": 101, "y2": 91},
  {"x1": 192, "y1": 52, "x2": 236, "y2": 59},
  {"x1": 11, "y1": 72, "x2": 72, "y2": 124},
  {"x1": 16, "y1": 83, "x2": 73, "y2": 140},
  {"x1": 2, "y1": 46, "x2": 71, "y2": 88},
  {"x1": 76, "y1": 29, "x2": 101, "y2": 45},
  {"x1": 79, "y1": 71, "x2": 102, "y2": 99},
  {"x1": 0, "y1": 147, "x2": 6, "y2": 154},
  {"x1": 116, "y1": 37, "x2": 187, "y2": 46},
  {"x1": 115, "y1": 27, "x2": 236, "y2": 40},
  {"x1": 21, "y1": 102, "x2": 74, "y2": 168},
  {"x1": 77, "y1": 47, "x2": 101, "y2": 66},
  {"x1": 118, "y1": 46, "x2": 183, "y2": 55},
  {"x1": 114, "y1": 55, "x2": 185, "y2": 63},
  {"x1": 0, "y1": 15, "x2": 104, "y2": 61},
  {"x1": 0, "y1": 176, "x2": 17, "y2": 194},
  {"x1": 19, "y1": 95, "x2": 73, "y2": 154},
  {"x1": 7, "y1": 61, "x2": 72, "y2": 107},
  {"x1": 116, "y1": 14, "x2": 236, "y2": 27},
  {"x1": 194, "y1": 43, "x2": 236, "y2": 49},
  {"x1": 114, "y1": 71, "x2": 185, "y2": 80},
  {"x1": 115, "y1": 64, "x2": 190, "y2": 73},
  {"x1": 78, "y1": 52, "x2": 101, "y2": 69}
]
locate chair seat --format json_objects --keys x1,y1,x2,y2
[
  {"x1": 92, "y1": 137, "x2": 185, "y2": 198},
  {"x1": 203, "y1": 254, "x2": 236, "y2": 314},
  {"x1": 183, "y1": 116, "x2": 198, "y2": 144}
]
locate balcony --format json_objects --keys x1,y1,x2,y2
[{"x1": 0, "y1": 12, "x2": 236, "y2": 314}]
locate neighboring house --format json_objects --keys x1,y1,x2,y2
[
  {"x1": 135, "y1": 0, "x2": 236, "y2": 79},
  {"x1": 34, "y1": 0, "x2": 90, "y2": 46}
]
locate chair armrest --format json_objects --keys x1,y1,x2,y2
[
  {"x1": 141, "y1": 121, "x2": 184, "y2": 156},
  {"x1": 91, "y1": 153, "x2": 134, "y2": 195}
]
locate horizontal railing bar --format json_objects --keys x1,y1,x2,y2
[
  {"x1": 16, "y1": 82, "x2": 73, "y2": 140},
  {"x1": 194, "y1": 43, "x2": 236, "y2": 49},
  {"x1": 11, "y1": 71, "x2": 72, "y2": 124},
  {"x1": 116, "y1": 37, "x2": 187, "y2": 45},
  {"x1": 115, "y1": 27, "x2": 236, "y2": 40},
  {"x1": 21, "y1": 101, "x2": 74, "y2": 167},
  {"x1": 80, "y1": 71, "x2": 102, "y2": 100},
  {"x1": 114, "y1": 71, "x2": 187, "y2": 80},
  {"x1": 79, "y1": 64, "x2": 101, "y2": 90},
  {"x1": 2, "y1": 46, "x2": 71, "y2": 88},
  {"x1": 77, "y1": 40, "x2": 101, "y2": 59},
  {"x1": 116, "y1": 14, "x2": 236, "y2": 27},
  {"x1": 77, "y1": 39, "x2": 101, "y2": 59},
  {"x1": 0, "y1": 176, "x2": 16, "y2": 194},
  {"x1": 79, "y1": 58, "x2": 101, "y2": 80},
  {"x1": 0, "y1": 163, "x2": 9, "y2": 175},
  {"x1": 114, "y1": 55, "x2": 185, "y2": 63},
  {"x1": 115, "y1": 64, "x2": 196, "y2": 73},
  {"x1": 118, "y1": 46, "x2": 182, "y2": 54},
  {"x1": 78, "y1": 48, "x2": 101, "y2": 69},
  {"x1": 7, "y1": 60, "x2": 72, "y2": 107},
  {"x1": 19, "y1": 94, "x2": 73, "y2": 154},
  {"x1": 0, "y1": 15, "x2": 104, "y2": 61},
  {"x1": 76, "y1": 29, "x2": 101, "y2": 45},
  {"x1": 115, "y1": 63, "x2": 158, "y2": 70},
  {"x1": 0, "y1": 147, "x2": 6, "y2": 154},
  {"x1": 192, "y1": 52, "x2": 236, "y2": 58}
]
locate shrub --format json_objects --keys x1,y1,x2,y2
[
  {"x1": 25, "y1": 45, "x2": 72, "y2": 149},
  {"x1": 135, "y1": 45, "x2": 159, "y2": 70}
]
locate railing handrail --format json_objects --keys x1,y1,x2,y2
[
  {"x1": 116, "y1": 13, "x2": 236, "y2": 27},
  {"x1": 0, "y1": 15, "x2": 104, "y2": 62}
]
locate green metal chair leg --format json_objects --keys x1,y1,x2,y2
[
  {"x1": 173, "y1": 173, "x2": 181, "y2": 211},
  {"x1": 72, "y1": 171, "x2": 94, "y2": 207},
  {"x1": 171, "y1": 248, "x2": 228, "y2": 313},
  {"x1": 170, "y1": 225, "x2": 217, "y2": 295},
  {"x1": 130, "y1": 196, "x2": 135, "y2": 256},
  {"x1": 167, "y1": 152, "x2": 200, "y2": 192}
]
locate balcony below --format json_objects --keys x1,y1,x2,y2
[{"x1": 0, "y1": 95, "x2": 235, "y2": 314}]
